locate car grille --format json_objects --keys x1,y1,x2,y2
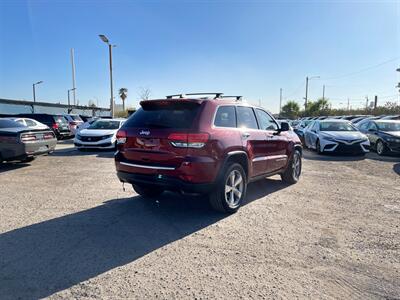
[
  {"x1": 335, "y1": 142, "x2": 363, "y2": 153},
  {"x1": 80, "y1": 136, "x2": 106, "y2": 142}
]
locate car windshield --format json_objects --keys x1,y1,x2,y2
[
  {"x1": 88, "y1": 120, "x2": 121, "y2": 130},
  {"x1": 0, "y1": 119, "x2": 25, "y2": 128},
  {"x1": 376, "y1": 122, "x2": 400, "y2": 132},
  {"x1": 320, "y1": 121, "x2": 356, "y2": 131}
]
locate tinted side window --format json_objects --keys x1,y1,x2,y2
[
  {"x1": 367, "y1": 122, "x2": 378, "y2": 130},
  {"x1": 236, "y1": 107, "x2": 258, "y2": 129},
  {"x1": 312, "y1": 122, "x2": 319, "y2": 131},
  {"x1": 255, "y1": 109, "x2": 278, "y2": 130},
  {"x1": 214, "y1": 106, "x2": 236, "y2": 128},
  {"x1": 359, "y1": 121, "x2": 369, "y2": 130}
]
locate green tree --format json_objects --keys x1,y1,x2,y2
[
  {"x1": 281, "y1": 101, "x2": 300, "y2": 119},
  {"x1": 305, "y1": 98, "x2": 331, "y2": 116}
]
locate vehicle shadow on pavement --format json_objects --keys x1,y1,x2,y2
[
  {"x1": 302, "y1": 149, "x2": 366, "y2": 162},
  {"x1": 0, "y1": 179, "x2": 286, "y2": 299},
  {"x1": 50, "y1": 148, "x2": 114, "y2": 159},
  {"x1": 0, "y1": 162, "x2": 30, "y2": 174}
]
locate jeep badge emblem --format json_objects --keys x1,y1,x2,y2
[{"x1": 140, "y1": 130, "x2": 150, "y2": 136}]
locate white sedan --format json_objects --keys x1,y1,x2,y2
[
  {"x1": 304, "y1": 119, "x2": 370, "y2": 154},
  {"x1": 74, "y1": 119, "x2": 125, "y2": 150}
]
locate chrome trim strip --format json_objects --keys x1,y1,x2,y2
[
  {"x1": 252, "y1": 154, "x2": 287, "y2": 162},
  {"x1": 252, "y1": 156, "x2": 268, "y2": 162},
  {"x1": 119, "y1": 162, "x2": 175, "y2": 170}
]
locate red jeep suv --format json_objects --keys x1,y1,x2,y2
[{"x1": 115, "y1": 93, "x2": 302, "y2": 213}]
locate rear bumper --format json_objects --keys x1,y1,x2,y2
[
  {"x1": 116, "y1": 171, "x2": 214, "y2": 194},
  {"x1": 1, "y1": 139, "x2": 57, "y2": 161}
]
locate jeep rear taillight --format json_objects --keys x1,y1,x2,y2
[
  {"x1": 116, "y1": 130, "x2": 127, "y2": 144},
  {"x1": 52, "y1": 123, "x2": 59, "y2": 129},
  {"x1": 168, "y1": 133, "x2": 209, "y2": 148}
]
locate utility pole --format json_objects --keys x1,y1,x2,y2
[
  {"x1": 347, "y1": 98, "x2": 350, "y2": 111},
  {"x1": 396, "y1": 67, "x2": 400, "y2": 104},
  {"x1": 365, "y1": 96, "x2": 369, "y2": 111},
  {"x1": 305, "y1": 77, "x2": 309, "y2": 109},
  {"x1": 374, "y1": 95, "x2": 378, "y2": 110},
  {"x1": 322, "y1": 85, "x2": 325, "y2": 100},
  {"x1": 70, "y1": 48, "x2": 77, "y2": 106},
  {"x1": 279, "y1": 88, "x2": 282, "y2": 117},
  {"x1": 304, "y1": 75, "x2": 320, "y2": 110}
]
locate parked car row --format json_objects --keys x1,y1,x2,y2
[
  {"x1": 290, "y1": 115, "x2": 400, "y2": 156},
  {"x1": 0, "y1": 113, "x2": 96, "y2": 139},
  {"x1": 0, "y1": 113, "x2": 104, "y2": 163}
]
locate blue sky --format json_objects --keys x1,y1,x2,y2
[{"x1": 0, "y1": 0, "x2": 399, "y2": 113}]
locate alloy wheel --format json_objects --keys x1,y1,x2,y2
[
  {"x1": 376, "y1": 141, "x2": 384, "y2": 155},
  {"x1": 225, "y1": 170, "x2": 244, "y2": 209},
  {"x1": 292, "y1": 152, "x2": 301, "y2": 180}
]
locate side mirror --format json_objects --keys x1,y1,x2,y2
[
  {"x1": 368, "y1": 128, "x2": 376, "y2": 132},
  {"x1": 280, "y1": 122, "x2": 290, "y2": 132}
]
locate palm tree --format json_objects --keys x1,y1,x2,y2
[{"x1": 119, "y1": 88, "x2": 128, "y2": 111}]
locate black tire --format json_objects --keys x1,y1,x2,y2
[
  {"x1": 316, "y1": 139, "x2": 323, "y2": 154},
  {"x1": 133, "y1": 184, "x2": 164, "y2": 198},
  {"x1": 281, "y1": 149, "x2": 302, "y2": 184},
  {"x1": 376, "y1": 140, "x2": 387, "y2": 156},
  {"x1": 209, "y1": 163, "x2": 247, "y2": 214}
]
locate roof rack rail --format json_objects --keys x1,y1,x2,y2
[
  {"x1": 166, "y1": 92, "x2": 224, "y2": 99},
  {"x1": 221, "y1": 95, "x2": 243, "y2": 101},
  {"x1": 185, "y1": 92, "x2": 224, "y2": 99},
  {"x1": 166, "y1": 94, "x2": 186, "y2": 99}
]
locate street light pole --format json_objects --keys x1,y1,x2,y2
[
  {"x1": 99, "y1": 34, "x2": 115, "y2": 118},
  {"x1": 32, "y1": 81, "x2": 43, "y2": 113},
  {"x1": 68, "y1": 88, "x2": 76, "y2": 112},
  {"x1": 279, "y1": 88, "x2": 282, "y2": 117}
]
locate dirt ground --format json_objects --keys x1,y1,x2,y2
[{"x1": 0, "y1": 143, "x2": 399, "y2": 299}]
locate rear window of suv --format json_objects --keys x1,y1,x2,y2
[
  {"x1": 54, "y1": 115, "x2": 68, "y2": 124},
  {"x1": 125, "y1": 102, "x2": 200, "y2": 129}
]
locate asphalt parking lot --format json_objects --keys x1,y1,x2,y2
[{"x1": 0, "y1": 142, "x2": 399, "y2": 299}]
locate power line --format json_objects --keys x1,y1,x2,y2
[{"x1": 322, "y1": 57, "x2": 400, "y2": 80}]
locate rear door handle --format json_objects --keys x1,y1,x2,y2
[{"x1": 242, "y1": 132, "x2": 250, "y2": 139}]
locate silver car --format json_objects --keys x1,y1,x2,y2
[{"x1": 304, "y1": 119, "x2": 370, "y2": 154}]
